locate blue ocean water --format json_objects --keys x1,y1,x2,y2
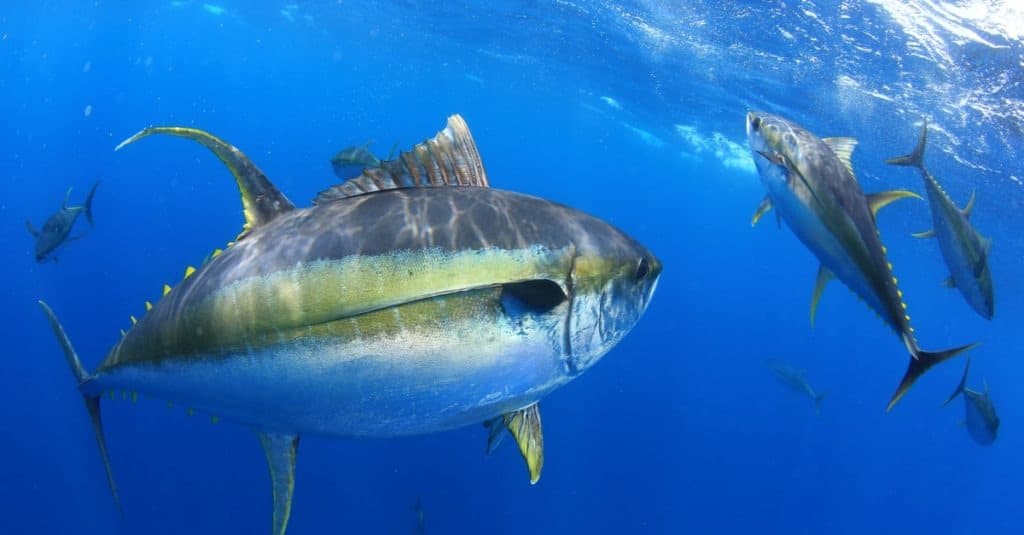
[{"x1": 3, "y1": 1, "x2": 1023, "y2": 533}]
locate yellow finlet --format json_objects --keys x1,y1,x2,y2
[
  {"x1": 145, "y1": 301, "x2": 153, "y2": 311},
  {"x1": 120, "y1": 329, "x2": 126, "y2": 337},
  {"x1": 163, "y1": 284, "x2": 172, "y2": 296},
  {"x1": 130, "y1": 315, "x2": 137, "y2": 325},
  {"x1": 131, "y1": 392, "x2": 138, "y2": 403},
  {"x1": 210, "y1": 415, "x2": 220, "y2": 424},
  {"x1": 166, "y1": 400, "x2": 174, "y2": 408},
  {"x1": 187, "y1": 408, "x2": 195, "y2": 417},
  {"x1": 184, "y1": 266, "x2": 197, "y2": 278},
  {"x1": 211, "y1": 248, "x2": 223, "y2": 258}
]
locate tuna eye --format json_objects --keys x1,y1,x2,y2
[
  {"x1": 750, "y1": 117, "x2": 761, "y2": 131},
  {"x1": 500, "y1": 279, "x2": 567, "y2": 316},
  {"x1": 635, "y1": 258, "x2": 650, "y2": 281}
]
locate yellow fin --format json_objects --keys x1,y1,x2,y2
[
  {"x1": 120, "y1": 329, "x2": 126, "y2": 337},
  {"x1": 751, "y1": 195, "x2": 773, "y2": 227},
  {"x1": 962, "y1": 190, "x2": 976, "y2": 218},
  {"x1": 145, "y1": 301, "x2": 152, "y2": 311},
  {"x1": 212, "y1": 248, "x2": 223, "y2": 258},
  {"x1": 810, "y1": 265, "x2": 834, "y2": 328},
  {"x1": 163, "y1": 284, "x2": 172, "y2": 296},
  {"x1": 505, "y1": 403, "x2": 544, "y2": 484},
  {"x1": 130, "y1": 315, "x2": 137, "y2": 325},
  {"x1": 184, "y1": 266, "x2": 196, "y2": 278},
  {"x1": 866, "y1": 190, "x2": 921, "y2": 217},
  {"x1": 114, "y1": 126, "x2": 296, "y2": 240}
]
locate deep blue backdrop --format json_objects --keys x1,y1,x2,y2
[{"x1": 3, "y1": 2, "x2": 1022, "y2": 534}]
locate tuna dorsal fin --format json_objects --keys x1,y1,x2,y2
[
  {"x1": 751, "y1": 195, "x2": 773, "y2": 227},
  {"x1": 822, "y1": 137, "x2": 858, "y2": 176},
  {"x1": 314, "y1": 115, "x2": 488, "y2": 204},
  {"x1": 810, "y1": 265, "x2": 833, "y2": 328},
  {"x1": 865, "y1": 189, "x2": 921, "y2": 217},
  {"x1": 257, "y1": 432, "x2": 300, "y2": 535},
  {"x1": 62, "y1": 186, "x2": 73, "y2": 209},
  {"x1": 962, "y1": 190, "x2": 976, "y2": 218},
  {"x1": 115, "y1": 127, "x2": 296, "y2": 240}
]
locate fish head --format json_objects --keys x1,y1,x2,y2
[
  {"x1": 746, "y1": 111, "x2": 812, "y2": 192},
  {"x1": 561, "y1": 220, "x2": 661, "y2": 375}
]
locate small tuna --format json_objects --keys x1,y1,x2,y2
[
  {"x1": 40, "y1": 115, "x2": 660, "y2": 535},
  {"x1": 746, "y1": 111, "x2": 976, "y2": 410},
  {"x1": 26, "y1": 181, "x2": 99, "y2": 262},
  {"x1": 330, "y1": 140, "x2": 384, "y2": 179},
  {"x1": 944, "y1": 356, "x2": 999, "y2": 445},
  {"x1": 886, "y1": 120, "x2": 994, "y2": 320},
  {"x1": 765, "y1": 359, "x2": 827, "y2": 414}
]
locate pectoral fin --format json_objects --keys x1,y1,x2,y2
[
  {"x1": 866, "y1": 190, "x2": 922, "y2": 217},
  {"x1": 810, "y1": 265, "x2": 833, "y2": 328},
  {"x1": 751, "y1": 196, "x2": 773, "y2": 227},
  {"x1": 912, "y1": 229, "x2": 936, "y2": 239},
  {"x1": 486, "y1": 403, "x2": 544, "y2": 484},
  {"x1": 25, "y1": 220, "x2": 39, "y2": 238},
  {"x1": 257, "y1": 432, "x2": 300, "y2": 535}
]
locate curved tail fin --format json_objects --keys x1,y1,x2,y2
[
  {"x1": 943, "y1": 355, "x2": 971, "y2": 406},
  {"x1": 887, "y1": 341, "x2": 978, "y2": 411},
  {"x1": 37, "y1": 301, "x2": 122, "y2": 516},
  {"x1": 885, "y1": 119, "x2": 927, "y2": 170},
  {"x1": 82, "y1": 181, "x2": 100, "y2": 226},
  {"x1": 813, "y1": 391, "x2": 827, "y2": 415}
]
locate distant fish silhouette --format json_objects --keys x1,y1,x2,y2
[
  {"x1": 944, "y1": 356, "x2": 999, "y2": 445},
  {"x1": 330, "y1": 140, "x2": 400, "y2": 180},
  {"x1": 413, "y1": 495, "x2": 425, "y2": 534},
  {"x1": 765, "y1": 359, "x2": 827, "y2": 414},
  {"x1": 26, "y1": 181, "x2": 99, "y2": 263}
]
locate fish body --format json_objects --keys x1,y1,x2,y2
[
  {"x1": 331, "y1": 142, "x2": 381, "y2": 179},
  {"x1": 944, "y1": 357, "x2": 999, "y2": 445},
  {"x1": 765, "y1": 359, "x2": 826, "y2": 413},
  {"x1": 746, "y1": 111, "x2": 975, "y2": 409},
  {"x1": 40, "y1": 115, "x2": 660, "y2": 534},
  {"x1": 887, "y1": 121, "x2": 994, "y2": 319},
  {"x1": 26, "y1": 181, "x2": 99, "y2": 262}
]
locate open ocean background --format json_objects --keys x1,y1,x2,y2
[{"x1": 3, "y1": 1, "x2": 1023, "y2": 533}]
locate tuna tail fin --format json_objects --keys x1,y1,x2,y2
[
  {"x1": 37, "y1": 300, "x2": 122, "y2": 516},
  {"x1": 885, "y1": 119, "x2": 927, "y2": 170},
  {"x1": 25, "y1": 219, "x2": 40, "y2": 238},
  {"x1": 887, "y1": 340, "x2": 978, "y2": 411},
  {"x1": 943, "y1": 355, "x2": 972, "y2": 406},
  {"x1": 813, "y1": 391, "x2": 827, "y2": 415},
  {"x1": 82, "y1": 181, "x2": 100, "y2": 226}
]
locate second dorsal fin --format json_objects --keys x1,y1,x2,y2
[
  {"x1": 314, "y1": 114, "x2": 488, "y2": 205},
  {"x1": 116, "y1": 126, "x2": 296, "y2": 240}
]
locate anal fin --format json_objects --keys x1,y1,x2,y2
[
  {"x1": 866, "y1": 190, "x2": 921, "y2": 217},
  {"x1": 257, "y1": 432, "x2": 300, "y2": 535},
  {"x1": 485, "y1": 403, "x2": 544, "y2": 484},
  {"x1": 912, "y1": 229, "x2": 936, "y2": 239},
  {"x1": 751, "y1": 196, "x2": 773, "y2": 227},
  {"x1": 810, "y1": 265, "x2": 833, "y2": 328}
]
